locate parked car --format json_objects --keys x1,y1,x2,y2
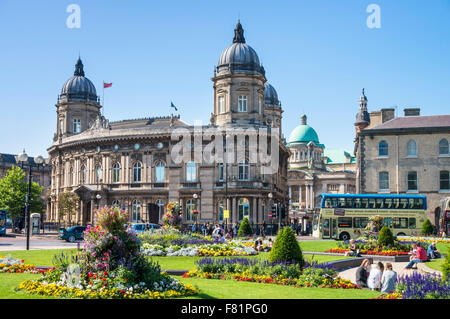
[{"x1": 58, "y1": 226, "x2": 87, "y2": 242}]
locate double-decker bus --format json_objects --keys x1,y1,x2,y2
[
  {"x1": 0, "y1": 209, "x2": 6, "y2": 236},
  {"x1": 312, "y1": 194, "x2": 427, "y2": 240},
  {"x1": 439, "y1": 198, "x2": 450, "y2": 237}
]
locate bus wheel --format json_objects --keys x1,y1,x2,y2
[
  {"x1": 397, "y1": 232, "x2": 406, "y2": 237},
  {"x1": 339, "y1": 232, "x2": 350, "y2": 241}
]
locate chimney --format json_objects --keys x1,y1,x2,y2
[
  {"x1": 404, "y1": 108, "x2": 420, "y2": 117},
  {"x1": 381, "y1": 108, "x2": 395, "y2": 123}
]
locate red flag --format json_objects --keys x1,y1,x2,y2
[{"x1": 103, "y1": 82, "x2": 112, "y2": 88}]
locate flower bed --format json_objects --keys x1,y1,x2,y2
[
  {"x1": 395, "y1": 272, "x2": 450, "y2": 299},
  {"x1": 16, "y1": 206, "x2": 199, "y2": 299},
  {"x1": 325, "y1": 238, "x2": 428, "y2": 256},
  {"x1": 182, "y1": 257, "x2": 359, "y2": 290},
  {"x1": 0, "y1": 255, "x2": 48, "y2": 274},
  {"x1": 325, "y1": 248, "x2": 409, "y2": 256}
]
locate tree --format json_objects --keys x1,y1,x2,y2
[
  {"x1": 238, "y1": 217, "x2": 253, "y2": 237},
  {"x1": 421, "y1": 219, "x2": 435, "y2": 236},
  {"x1": 269, "y1": 226, "x2": 304, "y2": 266},
  {"x1": 58, "y1": 192, "x2": 80, "y2": 224},
  {"x1": 378, "y1": 226, "x2": 394, "y2": 247},
  {"x1": 0, "y1": 165, "x2": 43, "y2": 228}
]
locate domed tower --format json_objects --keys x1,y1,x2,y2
[
  {"x1": 354, "y1": 88, "x2": 370, "y2": 131},
  {"x1": 55, "y1": 57, "x2": 101, "y2": 139},
  {"x1": 212, "y1": 21, "x2": 266, "y2": 126},
  {"x1": 287, "y1": 114, "x2": 325, "y2": 170},
  {"x1": 263, "y1": 82, "x2": 283, "y2": 134}
]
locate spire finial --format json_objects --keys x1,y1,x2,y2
[
  {"x1": 74, "y1": 57, "x2": 85, "y2": 77},
  {"x1": 300, "y1": 114, "x2": 307, "y2": 125},
  {"x1": 233, "y1": 20, "x2": 245, "y2": 44}
]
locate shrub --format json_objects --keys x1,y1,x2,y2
[
  {"x1": 269, "y1": 227, "x2": 304, "y2": 266},
  {"x1": 421, "y1": 219, "x2": 435, "y2": 236},
  {"x1": 238, "y1": 217, "x2": 253, "y2": 237},
  {"x1": 378, "y1": 226, "x2": 394, "y2": 247}
]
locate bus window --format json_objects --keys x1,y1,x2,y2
[
  {"x1": 384, "y1": 218, "x2": 392, "y2": 227},
  {"x1": 338, "y1": 198, "x2": 346, "y2": 208},
  {"x1": 331, "y1": 198, "x2": 338, "y2": 208},
  {"x1": 345, "y1": 198, "x2": 353, "y2": 208},
  {"x1": 393, "y1": 198, "x2": 400, "y2": 209},
  {"x1": 354, "y1": 197, "x2": 361, "y2": 208},
  {"x1": 375, "y1": 198, "x2": 384, "y2": 209},
  {"x1": 361, "y1": 198, "x2": 369, "y2": 209},
  {"x1": 338, "y1": 197, "x2": 352, "y2": 208},
  {"x1": 368, "y1": 198, "x2": 376, "y2": 209},
  {"x1": 409, "y1": 218, "x2": 416, "y2": 229},
  {"x1": 410, "y1": 199, "x2": 423, "y2": 209},
  {"x1": 337, "y1": 217, "x2": 352, "y2": 228},
  {"x1": 393, "y1": 217, "x2": 408, "y2": 228},
  {"x1": 353, "y1": 217, "x2": 369, "y2": 228},
  {"x1": 409, "y1": 198, "x2": 417, "y2": 209},
  {"x1": 384, "y1": 198, "x2": 393, "y2": 209},
  {"x1": 400, "y1": 199, "x2": 408, "y2": 209},
  {"x1": 324, "y1": 198, "x2": 332, "y2": 208}
]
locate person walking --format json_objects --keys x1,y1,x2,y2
[{"x1": 380, "y1": 262, "x2": 397, "y2": 294}]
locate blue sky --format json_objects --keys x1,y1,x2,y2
[{"x1": 0, "y1": 0, "x2": 449, "y2": 157}]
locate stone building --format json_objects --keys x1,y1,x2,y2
[
  {"x1": 287, "y1": 114, "x2": 356, "y2": 230},
  {"x1": 354, "y1": 89, "x2": 450, "y2": 226},
  {"x1": 47, "y1": 21, "x2": 290, "y2": 229}
]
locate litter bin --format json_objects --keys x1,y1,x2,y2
[{"x1": 31, "y1": 213, "x2": 40, "y2": 235}]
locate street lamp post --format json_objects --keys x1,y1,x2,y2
[
  {"x1": 17, "y1": 150, "x2": 44, "y2": 250},
  {"x1": 268, "y1": 192, "x2": 273, "y2": 235}
]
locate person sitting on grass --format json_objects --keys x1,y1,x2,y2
[
  {"x1": 427, "y1": 242, "x2": 441, "y2": 259},
  {"x1": 355, "y1": 258, "x2": 371, "y2": 288},
  {"x1": 404, "y1": 243, "x2": 428, "y2": 269},
  {"x1": 367, "y1": 262, "x2": 383, "y2": 291},
  {"x1": 380, "y1": 262, "x2": 397, "y2": 294}
]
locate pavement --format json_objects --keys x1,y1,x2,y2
[{"x1": 0, "y1": 229, "x2": 79, "y2": 251}]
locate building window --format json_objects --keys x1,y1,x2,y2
[
  {"x1": 113, "y1": 163, "x2": 120, "y2": 183},
  {"x1": 132, "y1": 200, "x2": 141, "y2": 222},
  {"x1": 406, "y1": 140, "x2": 417, "y2": 157},
  {"x1": 379, "y1": 172, "x2": 389, "y2": 192},
  {"x1": 186, "y1": 161, "x2": 196, "y2": 182},
  {"x1": 133, "y1": 162, "x2": 142, "y2": 183},
  {"x1": 218, "y1": 200, "x2": 224, "y2": 222},
  {"x1": 218, "y1": 163, "x2": 224, "y2": 181},
  {"x1": 69, "y1": 167, "x2": 74, "y2": 185},
  {"x1": 378, "y1": 141, "x2": 389, "y2": 157},
  {"x1": 73, "y1": 119, "x2": 81, "y2": 133},
  {"x1": 238, "y1": 198, "x2": 250, "y2": 221},
  {"x1": 155, "y1": 161, "x2": 165, "y2": 182},
  {"x1": 81, "y1": 166, "x2": 86, "y2": 183},
  {"x1": 186, "y1": 199, "x2": 197, "y2": 221},
  {"x1": 440, "y1": 171, "x2": 450, "y2": 191},
  {"x1": 439, "y1": 139, "x2": 449, "y2": 155},
  {"x1": 218, "y1": 96, "x2": 225, "y2": 114},
  {"x1": 111, "y1": 200, "x2": 120, "y2": 208},
  {"x1": 238, "y1": 160, "x2": 250, "y2": 181},
  {"x1": 407, "y1": 171, "x2": 418, "y2": 192},
  {"x1": 96, "y1": 165, "x2": 102, "y2": 182},
  {"x1": 238, "y1": 95, "x2": 248, "y2": 112}
]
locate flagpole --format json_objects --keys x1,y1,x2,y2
[{"x1": 102, "y1": 81, "x2": 105, "y2": 116}]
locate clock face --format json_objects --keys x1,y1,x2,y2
[
  {"x1": 157, "y1": 142, "x2": 163, "y2": 150},
  {"x1": 134, "y1": 143, "x2": 140, "y2": 151},
  {"x1": 114, "y1": 145, "x2": 119, "y2": 152},
  {"x1": 96, "y1": 146, "x2": 101, "y2": 153}
]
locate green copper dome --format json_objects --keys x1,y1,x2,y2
[{"x1": 288, "y1": 114, "x2": 323, "y2": 146}]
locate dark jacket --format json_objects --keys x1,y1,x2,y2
[{"x1": 355, "y1": 266, "x2": 368, "y2": 288}]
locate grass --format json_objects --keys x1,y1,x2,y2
[
  {"x1": 0, "y1": 273, "x2": 52, "y2": 299},
  {"x1": 176, "y1": 276, "x2": 381, "y2": 299}
]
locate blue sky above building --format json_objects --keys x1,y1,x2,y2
[{"x1": 0, "y1": 0, "x2": 449, "y2": 157}]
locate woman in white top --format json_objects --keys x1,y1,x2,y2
[{"x1": 367, "y1": 262, "x2": 384, "y2": 291}]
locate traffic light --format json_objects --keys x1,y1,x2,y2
[
  {"x1": 271, "y1": 205, "x2": 277, "y2": 219},
  {"x1": 280, "y1": 205, "x2": 286, "y2": 219}
]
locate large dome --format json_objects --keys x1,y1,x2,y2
[
  {"x1": 216, "y1": 21, "x2": 264, "y2": 76},
  {"x1": 288, "y1": 114, "x2": 323, "y2": 146},
  {"x1": 264, "y1": 82, "x2": 281, "y2": 107},
  {"x1": 60, "y1": 58, "x2": 98, "y2": 102}
]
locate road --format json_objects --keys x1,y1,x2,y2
[{"x1": 0, "y1": 231, "x2": 79, "y2": 251}]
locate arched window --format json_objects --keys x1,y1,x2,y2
[
  {"x1": 81, "y1": 166, "x2": 86, "y2": 183},
  {"x1": 378, "y1": 141, "x2": 389, "y2": 157},
  {"x1": 439, "y1": 139, "x2": 449, "y2": 155},
  {"x1": 185, "y1": 199, "x2": 196, "y2": 221},
  {"x1": 96, "y1": 165, "x2": 102, "y2": 182},
  {"x1": 132, "y1": 200, "x2": 141, "y2": 222},
  {"x1": 440, "y1": 171, "x2": 450, "y2": 191},
  {"x1": 238, "y1": 198, "x2": 250, "y2": 220},
  {"x1": 113, "y1": 163, "x2": 120, "y2": 183},
  {"x1": 133, "y1": 162, "x2": 141, "y2": 183},
  {"x1": 407, "y1": 140, "x2": 417, "y2": 157},
  {"x1": 238, "y1": 160, "x2": 250, "y2": 181},
  {"x1": 186, "y1": 161, "x2": 197, "y2": 182},
  {"x1": 111, "y1": 200, "x2": 120, "y2": 208},
  {"x1": 155, "y1": 161, "x2": 165, "y2": 182}
]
